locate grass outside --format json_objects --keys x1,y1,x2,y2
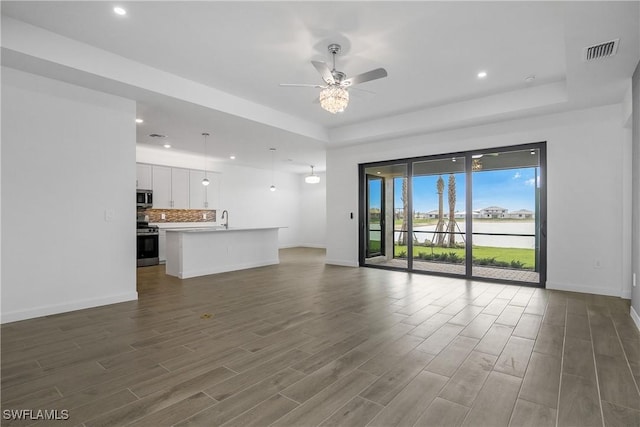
[{"x1": 394, "y1": 245, "x2": 535, "y2": 269}]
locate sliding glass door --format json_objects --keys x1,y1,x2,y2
[
  {"x1": 410, "y1": 157, "x2": 466, "y2": 275},
  {"x1": 361, "y1": 163, "x2": 408, "y2": 270},
  {"x1": 366, "y1": 174, "x2": 384, "y2": 258},
  {"x1": 359, "y1": 143, "x2": 546, "y2": 286},
  {"x1": 470, "y1": 147, "x2": 544, "y2": 283}
]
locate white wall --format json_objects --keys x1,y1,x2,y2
[
  {"x1": 631, "y1": 60, "x2": 640, "y2": 326},
  {"x1": 136, "y1": 146, "x2": 327, "y2": 249},
  {"x1": 327, "y1": 104, "x2": 631, "y2": 298},
  {"x1": 299, "y1": 172, "x2": 327, "y2": 248},
  {"x1": 1, "y1": 67, "x2": 137, "y2": 323}
]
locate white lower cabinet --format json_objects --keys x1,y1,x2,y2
[{"x1": 158, "y1": 229, "x2": 167, "y2": 263}]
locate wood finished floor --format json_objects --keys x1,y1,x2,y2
[{"x1": 2, "y1": 248, "x2": 639, "y2": 427}]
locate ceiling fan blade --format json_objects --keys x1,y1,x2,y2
[
  {"x1": 311, "y1": 60, "x2": 335, "y2": 85},
  {"x1": 350, "y1": 87, "x2": 376, "y2": 95},
  {"x1": 280, "y1": 83, "x2": 325, "y2": 88},
  {"x1": 343, "y1": 68, "x2": 388, "y2": 86}
]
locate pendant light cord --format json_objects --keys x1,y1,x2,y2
[{"x1": 202, "y1": 133, "x2": 209, "y2": 178}]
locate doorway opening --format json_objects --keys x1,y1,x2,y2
[{"x1": 359, "y1": 143, "x2": 546, "y2": 286}]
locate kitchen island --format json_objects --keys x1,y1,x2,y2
[{"x1": 165, "y1": 227, "x2": 281, "y2": 279}]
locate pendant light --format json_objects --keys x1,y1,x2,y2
[
  {"x1": 201, "y1": 132, "x2": 210, "y2": 186},
  {"x1": 305, "y1": 165, "x2": 320, "y2": 184},
  {"x1": 269, "y1": 148, "x2": 276, "y2": 191}
]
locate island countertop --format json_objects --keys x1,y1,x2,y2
[
  {"x1": 164, "y1": 226, "x2": 282, "y2": 279},
  {"x1": 164, "y1": 226, "x2": 282, "y2": 233}
]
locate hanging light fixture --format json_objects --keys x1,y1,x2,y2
[
  {"x1": 305, "y1": 165, "x2": 320, "y2": 184},
  {"x1": 201, "y1": 132, "x2": 210, "y2": 186},
  {"x1": 269, "y1": 148, "x2": 276, "y2": 191},
  {"x1": 319, "y1": 86, "x2": 349, "y2": 114}
]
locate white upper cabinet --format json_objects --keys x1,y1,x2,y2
[
  {"x1": 171, "y1": 167, "x2": 190, "y2": 209},
  {"x1": 143, "y1": 163, "x2": 220, "y2": 210},
  {"x1": 189, "y1": 170, "x2": 220, "y2": 209},
  {"x1": 152, "y1": 165, "x2": 172, "y2": 208},
  {"x1": 136, "y1": 163, "x2": 152, "y2": 189}
]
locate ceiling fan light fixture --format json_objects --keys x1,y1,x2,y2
[
  {"x1": 305, "y1": 165, "x2": 320, "y2": 184},
  {"x1": 319, "y1": 86, "x2": 349, "y2": 114}
]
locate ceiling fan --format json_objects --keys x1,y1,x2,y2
[{"x1": 280, "y1": 43, "x2": 388, "y2": 114}]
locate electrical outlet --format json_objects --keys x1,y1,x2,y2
[
  {"x1": 634, "y1": 273, "x2": 637, "y2": 287},
  {"x1": 594, "y1": 259, "x2": 602, "y2": 269},
  {"x1": 104, "y1": 209, "x2": 115, "y2": 222},
  {"x1": 161, "y1": 213, "x2": 166, "y2": 220},
  {"x1": 202, "y1": 213, "x2": 207, "y2": 219}
]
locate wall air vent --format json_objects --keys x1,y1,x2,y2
[{"x1": 583, "y1": 38, "x2": 619, "y2": 61}]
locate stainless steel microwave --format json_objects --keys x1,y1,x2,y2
[{"x1": 136, "y1": 190, "x2": 153, "y2": 208}]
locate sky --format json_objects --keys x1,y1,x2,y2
[{"x1": 369, "y1": 167, "x2": 538, "y2": 213}]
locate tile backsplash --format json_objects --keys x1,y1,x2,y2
[{"x1": 140, "y1": 209, "x2": 216, "y2": 223}]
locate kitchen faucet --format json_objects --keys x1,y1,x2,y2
[{"x1": 221, "y1": 210, "x2": 229, "y2": 229}]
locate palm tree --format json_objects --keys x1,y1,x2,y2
[
  {"x1": 435, "y1": 176, "x2": 445, "y2": 246},
  {"x1": 447, "y1": 174, "x2": 456, "y2": 247},
  {"x1": 398, "y1": 177, "x2": 408, "y2": 245}
]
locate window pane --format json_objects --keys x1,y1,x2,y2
[
  {"x1": 412, "y1": 156, "x2": 466, "y2": 275},
  {"x1": 471, "y1": 148, "x2": 540, "y2": 283}
]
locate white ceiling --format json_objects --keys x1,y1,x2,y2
[{"x1": 2, "y1": 1, "x2": 639, "y2": 173}]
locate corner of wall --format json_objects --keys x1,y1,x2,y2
[{"x1": 630, "y1": 305, "x2": 640, "y2": 331}]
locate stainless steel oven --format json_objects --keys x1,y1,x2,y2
[{"x1": 137, "y1": 226, "x2": 159, "y2": 267}]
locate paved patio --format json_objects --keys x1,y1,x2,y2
[{"x1": 366, "y1": 258, "x2": 540, "y2": 284}]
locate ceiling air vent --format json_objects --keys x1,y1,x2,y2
[
  {"x1": 148, "y1": 133, "x2": 167, "y2": 138},
  {"x1": 583, "y1": 38, "x2": 619, "y2": 61}
]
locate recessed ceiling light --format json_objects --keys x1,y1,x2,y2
[
  {"x1": 524, "y1": 75, "x2": 536, "y2": 83},
  {"x1": 376, "y1": 171, "x2": 381, "y2": 175},
  {"x1": 477, "y1": 71, "x2": 487, "y2": 79},
  {"x1": 452, "y1": 158, "x2": 457, "y2": 162},
  {"x1": 135, "y1": 118, "x2": 143, "y2": 124},
  {"x1": 163, "y1": 143, "x2": 171, "y2": 149},
  {"x1": 113, "y1": 6, "x2": 126, "y2": 16},
  {"x1": 229, "y1": 155, "x2": 236, "y2": 160}
]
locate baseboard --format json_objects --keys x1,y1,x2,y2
[
  {"x1": 279, "y1": 244, "x2": 326, "y2": 249},
  {"x1": 546, "y1": 281, "x2": 621, "y2": 297},
  {"x1": 631, "y1": 306, "x2": 640, "y2": 331},
  {"x1": 325, "y1": 259, "x2": 359, "y2": 267},
  {"x1": 1, "y1": 292, "x2": 138, "y2": 324}
]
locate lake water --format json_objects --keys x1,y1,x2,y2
[{"x1": 373, "y1": 221, "x2": 536, "y2": 249}]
